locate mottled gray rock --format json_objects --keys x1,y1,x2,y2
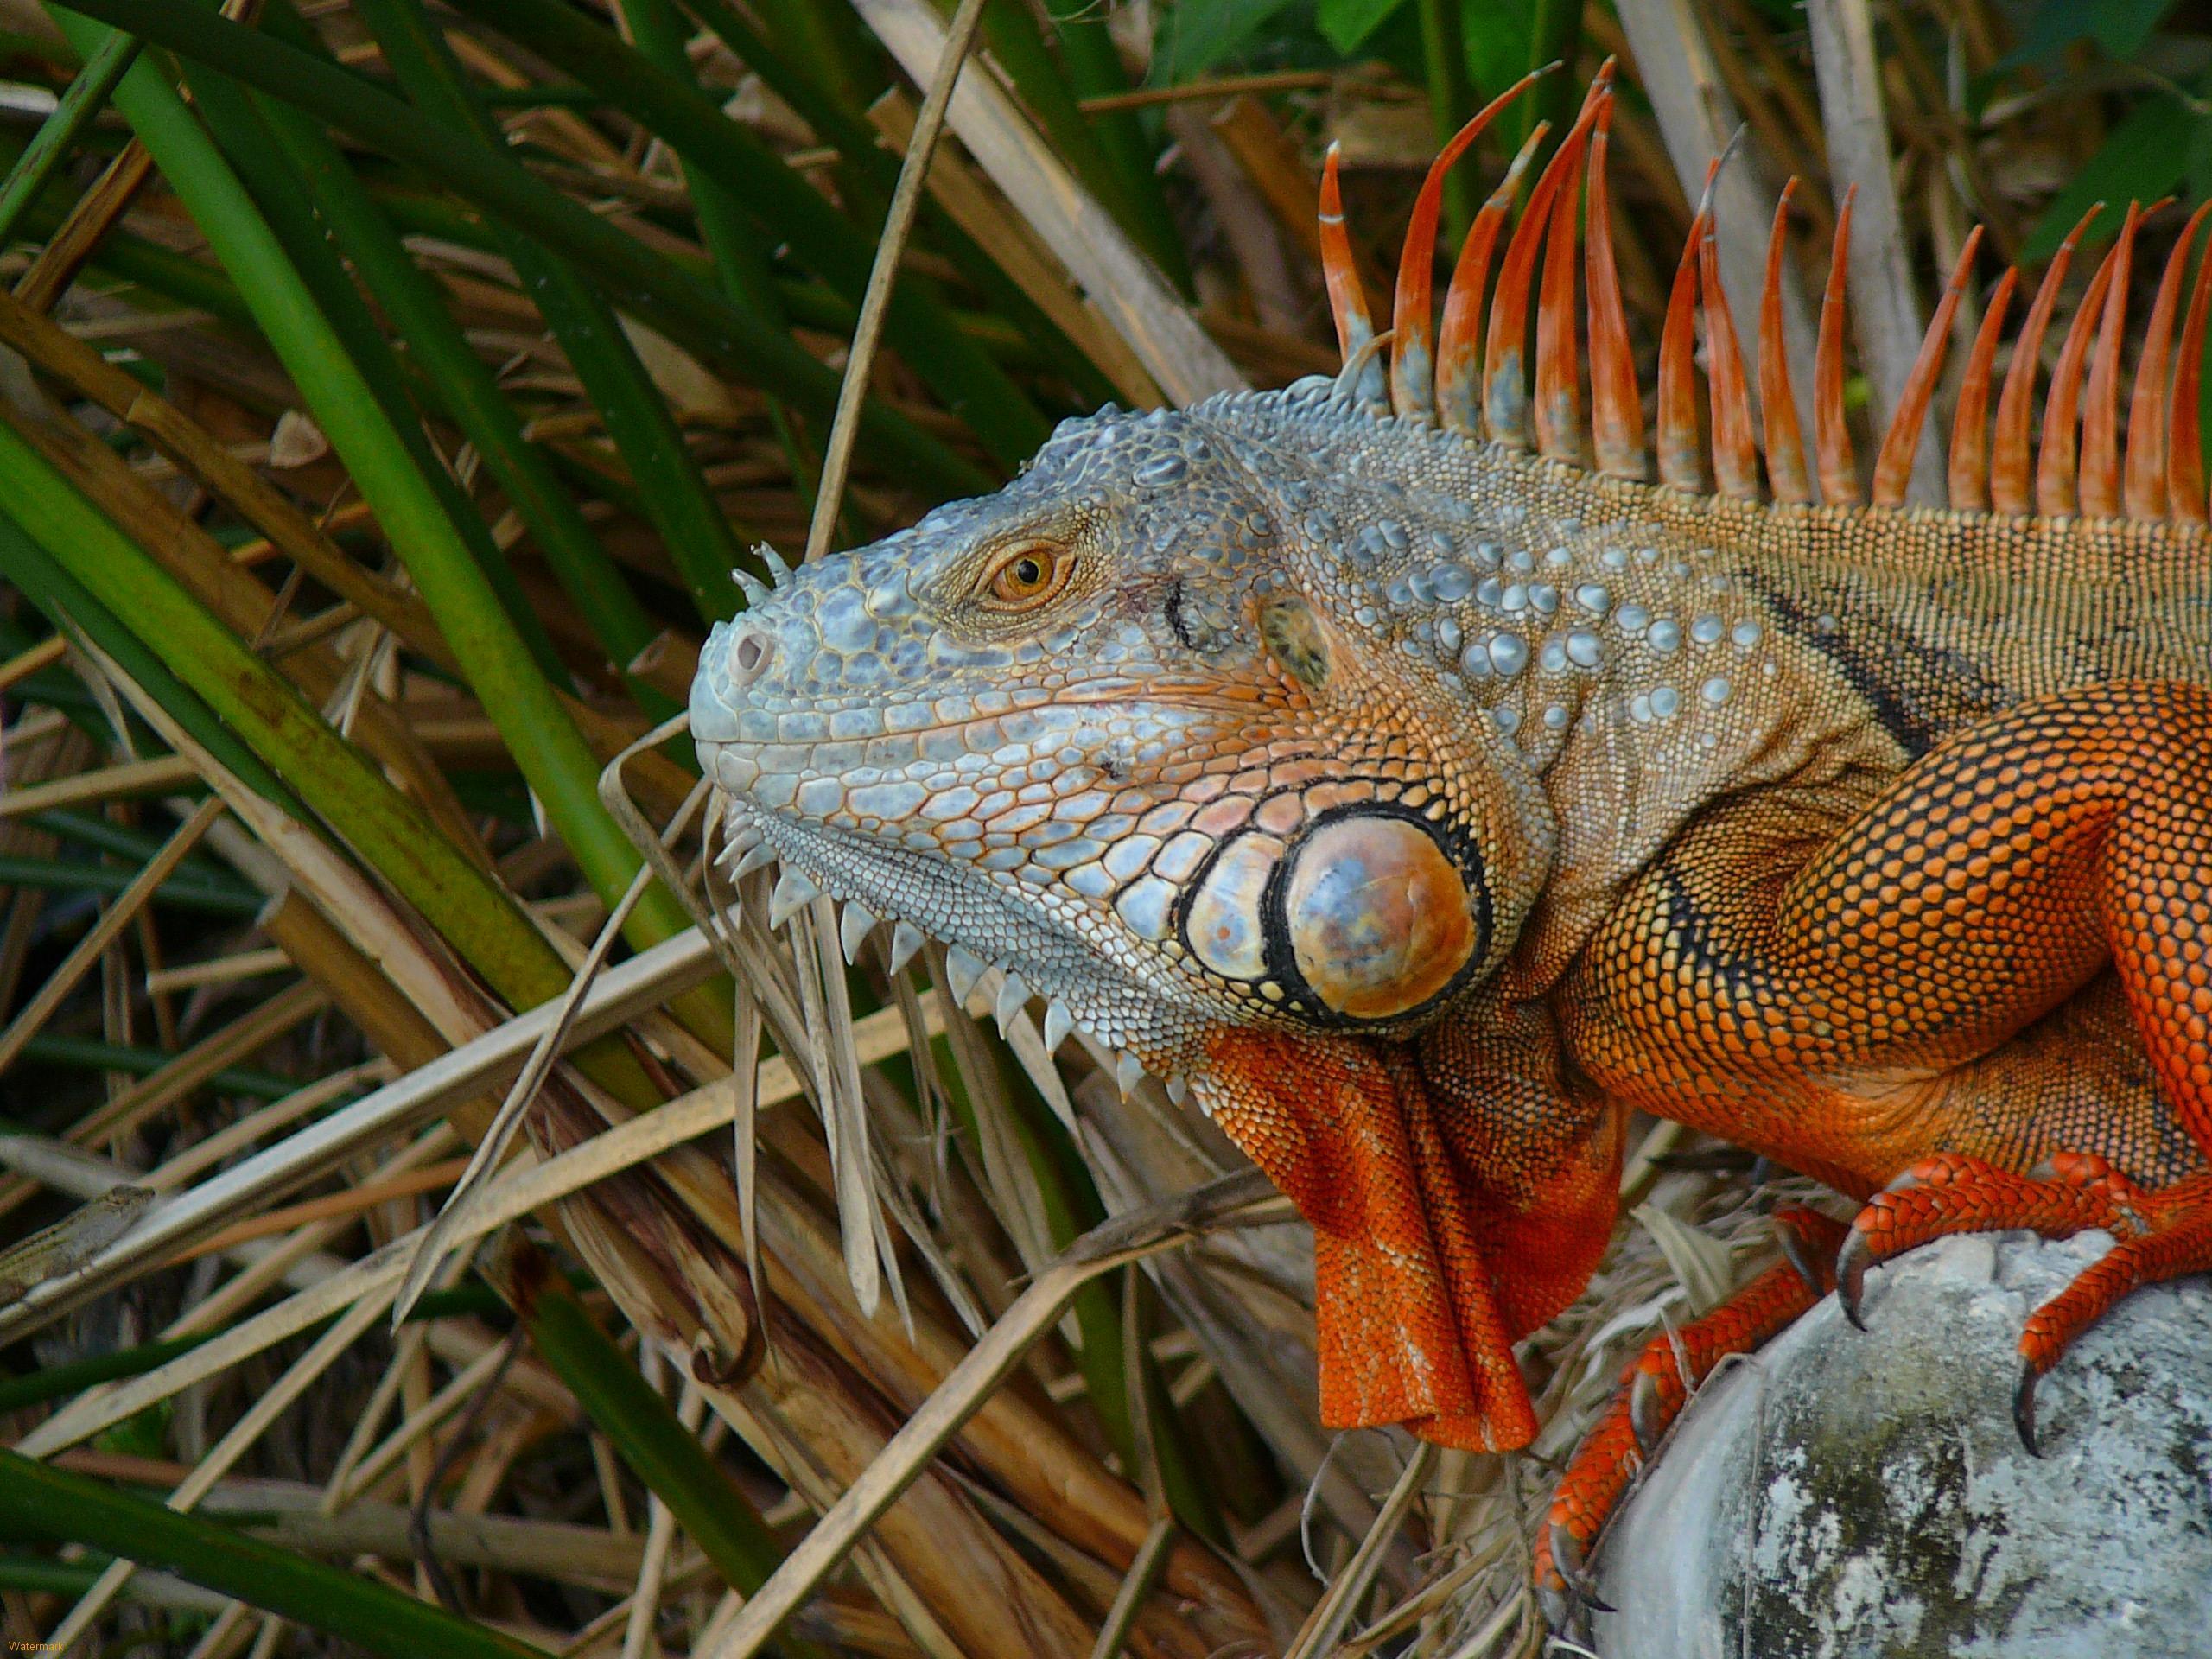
[{"x1": 1592, "y1": 1230, "x2": 2212, "y2": 1659}]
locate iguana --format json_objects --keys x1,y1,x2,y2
[{"x1": 690, "y1": 62, "x2": 2212, "y2": 1620}]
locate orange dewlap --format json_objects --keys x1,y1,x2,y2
[
  {"x1": 1263, "y1": 73, "x2": 2212, "y2": 1610},
  {"x1": 1202, "y1": 1028, "x2": 1623, "y2": 1451}
]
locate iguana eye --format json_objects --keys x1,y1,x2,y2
[{"x1": 981, "y1": 544, "x2": 1071, "y2": 609}]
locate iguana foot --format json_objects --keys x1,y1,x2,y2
[
  {"x1": 1839, "y1": 1154, "x2": 2212, "y2": 1452},
  {"x1": 1534, "y1": 1208, "x2": 1846, "y2": 1629}
]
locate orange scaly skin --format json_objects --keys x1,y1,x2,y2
[
  {"x1": 691, "y1": 70, "x2": 2212, "y2": 1623},
  {"x1": 1567, "y1": 682, "x2": 2212, "y2": 1196}
]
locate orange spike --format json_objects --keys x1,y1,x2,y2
[
  {"x1": 1319, "y1": 146, "x2": 1376, "y2": 382},
  {"x1": 1698, "y1": 195, "x2": 1758, "y2": 499},
  {"x1": 1946, "y1": 266, "x2": 2017, "y2": 513},
  {"x1": 1760, "y1": 180, "x2": 1809, "y2": 503},
  {"x1": 2080, "y1": 201, "x2": 2155, "y2": 518},
  {"x1": 1534, "y1": 65, "x2": 1616, "y2": 458},
  {"x1": 2037, "y1": 232, "x2": 2124, "y2": 517},
  {"x1": 1991, "y1": 204, "x2": 2097, "y2": 515},
  {"x1": 1815, "y1": 186, "x2": 1858, "y2": 505},
  {"x1": 1389, "y1": 71, "x2": 1547, "y2": 423},
  {"x1": 2127, "y1": 201, "x2": 2210, "y2": 519},
  {"x1": 1585, "y1": 93, "x2": 1643, "y2": 478},
  {"x1": 1872, "y1": 226, "x2": 1983, "y2": 507},
  {"x1": 1437, "y1": 123, "x2": 1548, "y2": 435},
  {"x1": 1657, "y1": 206, "x2": 1707, "y2": 492},
  {"x1": 1485, "y1": 85, "x2": 1608, "y2": 447},
  {"x1": 1534, "y1": 127, "x2": 1592, "y2": 459},
  {"x1": 2168, "y1": 209, "x2": 2212, "y2": 524}
]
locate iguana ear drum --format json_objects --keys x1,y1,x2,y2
[
  {"x1": 1181, "y1": 807, "x2": 1489, "y2": 1022},
  {"x1": 1282, "y1": 815, "x2": 1480, "y2": 1018}
]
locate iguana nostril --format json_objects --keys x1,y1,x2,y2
[{"x1": 729, "y1": 629, "x2": 774, "y2": 685}]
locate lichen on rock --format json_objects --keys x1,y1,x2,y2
[{"x1": 1592, "y1": 1230, "x2": 2212, "y2": 1658}]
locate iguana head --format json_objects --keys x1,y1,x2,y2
[{"x1": 692, "y1": 395, "x2": 1557, "y2": 1090}]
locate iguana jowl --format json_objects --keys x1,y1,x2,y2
[{"x1": 692, "y1": 65, "x2": 2212, "y2": 1603}]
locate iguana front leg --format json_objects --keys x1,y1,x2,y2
[
  {"x1": 1532, "y1": 1207, "x2": 1847, "y2": 1630},
  {"x1": 1198, "y1": 996, "x2": 1623, "y2": 1452}
]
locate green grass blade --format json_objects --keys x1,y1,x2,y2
[
  {"x1": 480, "y1": 270, "x2": 739, "y2": 629},
  {"x1": 0, "y1": 122, "x2": 263, "y2": 327},
  {"x1": 613, "y1": 0, "x2": 841, "y2": 544},
  {"x1": 440, "y1": 0, "x2": 1053, "y2": 471},
  {"x1": 1039, "y1": 0, "x2": 1188, "y2": 291},
  {"x1": 0, "y1": 422, "x2": 576, "y2": 1008},
  {"x1": 0, "y1": 29, "x2": 137, "y2": 245},
  {"x1": 29, "y1": 809, "x2": 219, "y2": 866},
  {"x1": 0, "y1": 1554, "x2": 136, "y2": 1599},
  {"x1": 673, "y1": 0, "x2": 1119, "y2": 406},
  {"x1": 346, "y1": 0, "x2": 748, "y2": 626},
  {"x1": 246, "y1": 4, "x2": 700, "y2": 667},
  {"x1": 1003, "y1": 1086, "x2": 1229, "y2": 1548},
  {"x1": 10, "y1": 1035, "x2": 299, "y2": 1097},
  {"x1": 0, "y1": 1335, "x2": 214, "y2": 1417},
  {"x1": 0, "y1": 1284, "x2": 541, "y2": 1419},
  {"x1": 495, "y1": 1254, "x2": 811, "y2": 1618},
  {"x1": 747, "y1": 0, "x2": 881, "y2": 117},
  {"x1": 937, "y1": 1050, "x2": 1228, "y2": 1548},
  {"x1": 72, "y1": 223, "x2": 256, "y2": 328},
  {"x1": 0, "y1": 857, "x2": 260, "y2": 917},
  {"x1": 1514, "y1": 0, "x2": 1583, "y2": 164},
  {"x1": 45, "y1": 0, "x2": 988, "y2": 500},
  {"x1": 44, "y1": 8, "x2": 683, "y2": 939},
  {"x1": 0, "y1": 1449, "x2": 551, "y2": 1659},
  {"x1": 1417, "y1": 0, "x2": 1473, "y2": 238},
  {"x1": 312, "y1": 171, "x2": 1030, "y2": 385},
  {"x1": 0, "y1": 510, "x2": 302, "y2": 819},
  {"x1": 181, "y1": 63, "x2": 571, "y2": 684},
  {"x1": 0, "y1": 413, "x2": 728, "y2": 1093},
  {"x1": 976, "y1": 0, "x2": 1190, "y2": 293}
]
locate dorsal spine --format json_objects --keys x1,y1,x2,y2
[{"x1": 1317, "y1": 68, "x2": 2212, "y2": 528}]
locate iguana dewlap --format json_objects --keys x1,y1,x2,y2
[{"x1": 690, "y1": 62, "x2": 2212, "y2": 1561}]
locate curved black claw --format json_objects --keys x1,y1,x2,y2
[
  {"x1": 1547, "y1": 1522, "x2": 1617, "y2": 1616},
  {"x1": 1537, "y1": 1580, "x2": 1594, "y2": 1650},
  {"x1": 1834, "y1": 1228, "x2": 1872, "y2": 1331},
  {"x1": 1775, "y1": 1213, "x2": 1827, "y2": 1298},
  {"x1": 1628, "y1": 1368, "x2": 1665, "y2": 1459},
  {"x1": 2013, "y1": 1362, "x2": 2044, "y2": 1458}
]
